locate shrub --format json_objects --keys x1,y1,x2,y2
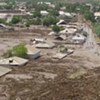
[
  {"x1": 5, "y1": 44, "x2": 27, "y2": 58},
  {"x1": 52, "y1": 25, "x2": 60, "y2": 33}
]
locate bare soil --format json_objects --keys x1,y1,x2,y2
[{"x1": 0, "y1": 28, "x2": 100, "y2": 100}]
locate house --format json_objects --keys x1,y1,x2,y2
[
  {"x1": 57, "y1": 20, "x2": 67, "y2": 26},
  {"x1": 55, "y1": 35, "x2": 67, "y2": 41},
  {"x1": 0, "y1": 24, "x2": 7, "y2": 29},
  {"x1": 94, "y1": 12, "x2": 100, "y2": 22},
  {"x1": 0, "y1": 66, "x2": 12, "y2": 77},
  {"x1": 40, "y1": 10, "x2": 49, "y2": 16},
  {"x1": 60, "y1": 28, "x2": 77, "y2": 36},
  {"x1": 0, "y1": 13, "x2": 7, "y2": 19},
  {"x1": 25, "y1": 45, "x2": 41, "y2": 59},
  {"x1": 32, "y1": 38, "x2": 46, "y2": 44},
  {"x1": 53, "y1": 53, "x2": 68, "y2": 59},
  {"x1": 59, "y1": 11, "x2": 72, "y2": 17},
  {"x1": 0, "y1": 56, "x2": 28, "y2": 66},
  {"x1": 35, "y1": 42, "x2": 55, "y2": 49},
  {"x1": 94, "y1": 12, "x2": 100, "y2": 17},
  {"x1": 72, "y1": 34, "x2": 86, "y2": 44}
]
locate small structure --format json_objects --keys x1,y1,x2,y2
[
  {"x1": 57, "y1": 20, "x2": 67, "y2": 26},
  {"x1": 53, "y1": 53, "x2": 67, "y2": 59},
  {"x1": 36, "y1": 42, "x2": 55, "y2": 49},
  {"x1": 32, "y1": 38, "x2": 46, "y2": 44},
  {"x1": 0, "y1": 24, "x2": 7, "y2": 29},
  {"x1": 94, "y1": 12, "x2": 100, "y2": 18},
  {"x1": 72, "y1": 34, "x2": 86, "y2": 44},
  {"x1": 48, "y1": 31, "x2": 56, "y2": 36},
  {"x1": 0, "y1": 56, "x2": 28, "y2": 66},
  {"x1": 0, "y1": 66, "x2": 12, "y2": 77},
  {"x1": 26, "y1": 45, "x2": 41, "y2": 59},
  {"x1": 40, "y1": 10, "x2": 49, "y2": 16},
  {"x1": 60, "y1": 28, "x2": 77, "y2": 35},
  {"x1": 59, "y1": 11, "x2": 72, "y2": 17},
  {"x1": 94, "y1": 12, "x2": 100, "y2": 22},
  {"x1": 55, "y1": 35, "x2": 67, "y2": 41}
]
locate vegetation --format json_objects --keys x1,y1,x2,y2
[
  {"x1": 5, "y1": 44, "x2": 27, "y2": 58},
  {"x1": 11, "y1": 16, "x2": 22, "y2": 24},
  {"x1": 93, "y1": 23, "x2": 100, "y2": 38},
  {"x1": 43, "y1": 16, "x2": 58, "y2": 26},
  {"x1": 52, "y1": 25, "x2": 60, "y2": 33},
  {"x1": 84, "y1": 11, "x2": 95, "y2": 23},
  {"x1": 32, "y1": 11, "x2": 42, "y2": 18}
]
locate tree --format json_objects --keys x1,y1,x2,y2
[
  {"x1": 52, "y1": 25, "x2": 60, "y2": 33},
  {"x1": 0, "y1": 18, "x2": 6, "y2": 24},
  {"x1": 84, "y1": 11, "x2": 95, "y2": 23},
  {"x1": 25, "y1": 22, "x2": 30, "y2": 29},
  {"x1": 49, "y1": 10, "x2": 59, "y2": 16},
  {"x1": 33, "y1": 11, "x2": 41, "y2": 18},
  {"x1": 11, "y1": 16, "x2": 22, "y2": 24},
  {"x1": 43, "y1": 16, "x2": 58, "y2": 26}
]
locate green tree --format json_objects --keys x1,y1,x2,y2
[
  {"x1": 49, "y1": 10, "x2": 59, "y2": 16},
  {"x1": 43, "y1": 16, "x2": 58, "y2": 26},
  {"x1": 0, "y1": 18, "x2": 6, "y2": 24},
  {"x1": 52, "y1": 25, "x2": 60, "y2": 33},
  {"x1": 33, "y1": 11, "x2": 41, "y2": 18},
  {"x1": 84, "y1": 11, "x2": 95, "y2": 23},
  {"x1": 11, "y1": 16, "x2": 22, "y2": 24}
]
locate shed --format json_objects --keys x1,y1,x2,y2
[
  {"x1": 0, "y1": 56, "x2": 28, "y2": 66},
  {"x1": 40, "y1": 10, "x2": 49, "y2": 16},
  {"x1": 55, "y1": 35, "x2": 67, "y2": 41},
  {"x1": 36, "y1": 42, "x2": 55, "y2": 49},
  {"x1": 26, "y1": 45, "x2": 41, "y2": 59},
  {"x1": 33, "y1": 38, "x2": 46, "y2": 44}
]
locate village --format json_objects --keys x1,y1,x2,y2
[{"x1": 0, "y1": 0, "x2": 100, "y2": 100}]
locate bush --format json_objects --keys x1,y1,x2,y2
[
  {"x1": 84, "y1": 11, "x2": 95, "y2": 23},
  {"x1": 52, "y1": 25, "x2": 60, "y2": 33},
  {"x1": 43, "y1": 16, "x2": 58, "y2": 26},
  {"x1": 11, "y1": 16, "x2": 22, "y2": 24},
  {"x1": 5, "y1": 44, "x2": 27, "y2": 58},
  {"x1": 94, "y1": 23, "x2": 100, "y2": 38},
  {"x1": 32, "y1": 11, "x2": 41, "y2": 18}
]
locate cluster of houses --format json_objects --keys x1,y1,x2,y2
[
  {"x1": 0, "y1": 1, "x2": 88, "y2": 77},
  {"x1": 50, "y1": 19, "x2": 86, "y2": 44}
]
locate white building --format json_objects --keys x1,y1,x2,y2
[
  {"x1": 94, "y1": 12, "x2": 100, "y2": 17},
  {"x1": 35, "y1": 42, "x2": 55, "y2": 49},
  {"x1": 40, "y1": 10, "x2": 49, "y2": 16},
  {"x1": 59, "y1": 11, "x2": 72, "y2": 17}
]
